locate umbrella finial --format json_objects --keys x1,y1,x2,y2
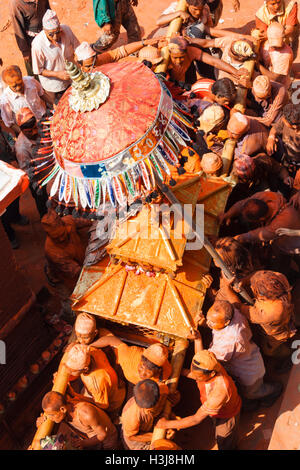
[{"x1": 65, "y1": 61, "x2": 111, "y2": 113}]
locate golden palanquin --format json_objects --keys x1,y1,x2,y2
[{"x1": 72, "y1": 175, "x2": 232, "y2": 340}]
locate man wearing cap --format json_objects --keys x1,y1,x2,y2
[
  {"x1": 166, "y1": 36, "x2": 249, "y2": 85},
  {"x1": 157, "y1": 350, "x2": 241, "y2": 450},
  {"x1": 248, "y1": 75, "x2": 288, "y2": 128},
  {"x1": 31, "y1": 9, "x2": 79, "y2": 103},
  {"x1": 36, "y1": 390, "x2": 119, "y2": 449},
  {"x1": 197, "y1": 104, "x2": 229, "y2": 155},
  {"x1": 200, "y1": 152, "x2": 223, "y2": 176},
  {"x1": 14, "y1": 107, "x2": 48, "y2": 218},
  {"x1": 62, "y1": 343, "x2": 126, "y2": 416},
  {"x1": 9, "y1": 0, "x2": 50, "y2": 76},
  {"x1": 41, "y1": 208, "x2": 88, "y2": 318},
  {"x1": 186, "y1": 34, "x2": 255, "y2": 85},
  {"x1": 74, "y1": 37, "x2": 164, "y2": 74},
  {"x1": 0, "y1": 65, "x2": 50, "y2": 136},
  {"x1": 227, "y1": 112, "x2": 269, "y2": 159},
  {"x1": 255, "y1": 0, "x2": 298, "y2": 57},
  {"x1": 92, "y1": 0, "x2": 141, "y2": 53},
  {"x1": 90, "y1": 335, "x2": 172, "y2": 388},
  {"x1": 258, "y1": 23, "x2": 293, "y2": 88},
  {"x1": 203, "y1": 300, "x2": 283, "y2": 408},
  {"x1": 121, "y1": 379, "x2": 170, "y2": 450}
]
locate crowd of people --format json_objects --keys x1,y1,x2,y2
[{"x1": 1, "y1": 0, "x2": 300, "y2": 451}]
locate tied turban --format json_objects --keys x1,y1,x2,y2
[
  {"x1": 16, "y1": 107, "x2": 35, "y2": 127},
  {"x1": 267, "y1": 23, "x2": 284, "y2": 47},
  {"x1": 64, "y1": 344, "x2": 90, "y2": 371},
  {"x1": 253, "y1": 75, "x2": 271, "y2": 99},
  {"x1": 75, "y1": 42, "x2": 96, "y2": 62},
  {"x1": 143, "y1": 343, "x2": 169, "y2": 367},
  {"x1": 233, "y1": 154, "x2": 256, "y2": 179},
  {"x1": 201, "y1": 152, "x2": 223, "y2": 174},
  {"x1": 43, "y1": 10, "x2": 60, "y2": 30},
  {"x1": 192, "y1": 350, "x2": 221, "y2": 372},
  {"x1": 168, "y1": 36, "x2": 189, "y2": 54},
  {"x1": 230, "y1": 39, "x2": 256, "y2": 61},
  {"x1": 75, "y1": 313, "x2": 96, "y2": 335},
  {"x1": 227, "y1": 112, "x2": 249, "y2": 135},
  {"x1": 199, "y1": 104, "x2": 225, "y2": 133},
  {"x1": 138, "y1": 46, "x2": 163, "y2": 65}
]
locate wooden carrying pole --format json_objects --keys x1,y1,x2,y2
[
  {"x1": 155, "y1": 0, "x2": 187, "y2": 74},
  {"x1": 151, "y1": 338, "x2": 189, "y2": 444}
]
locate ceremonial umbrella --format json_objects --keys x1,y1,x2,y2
[{"x1": 31, "y1": 60, "x2": 194, "y2": 217}]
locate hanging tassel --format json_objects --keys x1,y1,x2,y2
[
  {"x1": 112, "y1": 176, "x2": 127, "y2": 206},
  {"x1": 144, "y1": 158, "x2": 156, "y2": 188},
  {"x1": 164, "y1": 130, "x2": 180, "y2": 153},
  {"x1": 94, "y1": 179, "x2": 101, "y2": 208},
  {"x1": 153, "y1": 148, "x2": 171, "y2": 175},
  {"x1": 64, "y1": 174, "x2": 72, "y2": 204},
  {"x1": 39, "y1": 163, "x2": 59, "y2": 187},
  {"x1": 138, "y1": 161, "x2": 151, "y2": 191},
  {"x1": 101, "y1": 179, "x2": 107, "y2": 210},
  {"x1": 83, "y1": 179, "x2": 93, "y2": 208},
  {"x1": 107, "y1": 179, "x2": 116, "y2": 208},
  {"x1": 59, "y1": 172, "x2": 66, "y2": 202},
  {"x1": 161, "y1": 140, "x2": 179, "y2": 166},
  {"x1": 149, "y1": 154, "x2": 164, "y2": 181},
  {"x1": 72, "y1": 177, "x2": 79, "y2": 208},
  {"x1": 170, "y1": 120, "x2": 191, "y2": 142},
  {"x1": 124, "y1": 171, "x2": 136, "y2": 197},
  {"x1": 50, "y1": 169, "x2": 62, "y2": 198},
  {"x1": 163, "y1": 134, "x2": 179, "y2": 157},
  {"x1": 77, "y1": 179, "x2": 88, "y2": 209}
]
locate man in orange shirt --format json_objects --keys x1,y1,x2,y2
[
  {"x1": 90, "y1": 335, "x2": 172, "y2": 386},
  {"x1": 62, "y1": 343, "x2": 126, "y2": 417},
  {"x1": 157, "y1": 350, "x2": 241, "y2": 450}
]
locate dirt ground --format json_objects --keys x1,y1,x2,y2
[{"x1": 0, "y1": 0, "x2": 299, "y2": 451}]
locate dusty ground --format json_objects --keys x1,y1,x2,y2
[{"x1": 0, "y1": 0, "x2": 299, "y2": 451}]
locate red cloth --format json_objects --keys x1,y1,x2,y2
[{"x1": 51, "y1": 61, "x2": 162, "y2": 164}]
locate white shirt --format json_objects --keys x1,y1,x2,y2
[
  {"x1": 0, "y1": 76, "x2": 46, "y2": 127},
  {"x1": 209, "y1": 309, "x2": 266, "y2": 386},
  {"x1": 31, "y1": 25, "x2": 80, "y2": 92}
]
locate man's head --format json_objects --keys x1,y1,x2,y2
[
  {"x1": 267, "y1": 22, "x2": 284, "y2": 48},
  {"x1": 2, "y1": 65, "x2": 24, "y2": 94},
  {"x1": 211, "y1": 78, "x2": 237, "y2": 107},
  {"x1": 215, "y1": 237, "x2": 253, "y2": 276},
  {"x1": 233, "y1": 153, "x2": 256, "y2": 182},
  {"x1": 227, "y1": 112, "x2": 250, "y2": 139},
  {"x1": 168, "y1": 36, "x2": 188, "y2": 66},
  {"x1": 190, "y1": 350, "x2": 221, "y2": 382},
  {"x1": 250, "y1": 270, "x2": 290, "y2": 300},
  {"x1": 283, "y1": 103, "x2": 300, "y2": 131},
  {"x1": 16, "y1": 107, "x2": 38, "y2": 140},
  {"x1": 206, "y1": 300, "x2": 234, "y2": 331},
  {"x1": 186, "y1": 0, "x2": 206, "y2": 20},
  {"x1": 43, "y1": 10, "x2": 61, "y2": 44},
  {"x1": 133, "y1": 379, "x2": 160, "y2": 409},
  {"x1": 63, "y1": 343, "x2": 91, "y2": 377},
  {"x1": 75, "y1": 313, "x2": 98, "y2": 345},
  {"x1": 242, "y1": 198, "x2": 269, "y2": 224},
  {"x1": 42, "y1": 391, "x2": 67, "y2": 424},
  {"x1": 75, "y1": 42, "x2": 97, "y2": 73},
  {"x1": 266, "y1": 0, "x2": 283, "y2": 15},
  {"x1": 138, "y1": 343, "x2": 169, "y2": 380},
  {"x1": 198, "y1": 104, "x2": 226, "y2": 134},
  {"x1": 201, "y1": 152, "x2": 223, "y2": 175},
  {"x1": 229, "y1": 39, "x2": 256, "y2": 62},
  {"x1": 252, "y1": 75, "x2": 272, "y2": 100},
  {"x1": 41, "y1": 209, "x2": 69, "y2": 242}
]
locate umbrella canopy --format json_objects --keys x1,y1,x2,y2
[{"x1": 31, "y1": 61, "x2": 194, "y2": 215}]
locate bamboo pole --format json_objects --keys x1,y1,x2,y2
[
  {"x1": 29, "y1": 363, "x2": 70, "y2": 450},
  {"x1": 155, "y1": 0, "x2": 187, "y2": 74},
  {"x1": 151, "y1": 338, "x2": 188, "y2": 444}
]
